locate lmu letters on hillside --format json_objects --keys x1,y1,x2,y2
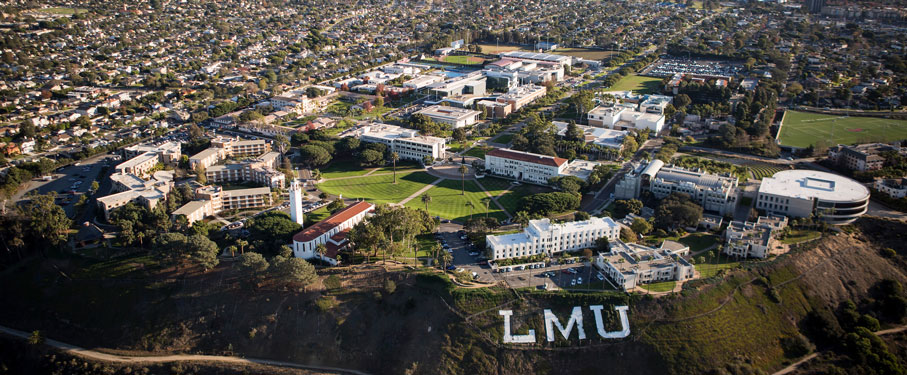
[{"x1": 499, "y1": 305, "x2": 630, "y2": 343}]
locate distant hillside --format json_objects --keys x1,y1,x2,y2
[{"x1": 1, "y1": 219, "x2": 906, "y2": 374}]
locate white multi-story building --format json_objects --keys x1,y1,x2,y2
[
  {"x1": 98, "y1": 171, "x2": 173, "y2": 220},
  {"x1": 724, "y1": 215, "x2": 788, "y2": 259},
  {"x1": 171, "y1": 185, "x2": 273, "y2": 225},
  {"x1": 122, "y1": 141, "x2": 181, "y2": 165},
  {"x1": 595, "y1": 240, "x2": 694, "y2": 291},
  {"x1": 874, "y1": 178, "x2": 907, "y2": 199},
  {"x1": 553, "y1": 121, "x2": 628, "y2": 150},
  {"x1": 495, "y1": 84, "x2": 548, "y2": 112},
  {"x1": 587, "y1": 106, "x2": 665, "y2": 133},
  {"x1": 415, "y1": 105, "x2": 481, "y2": 128},
  {"x1": 189, "y1": 147, "x2": 227, "y2": 170},
  {"x1": 484, "y1": 148, "x2": 567, "y2": 185},
  {"x1": 292, "y1": 201, "x2": 375, "y2": 266},
  {"x1": 756, "y1": 170, "x2": 869, "y2": 225},
  {"x1": 355, "y1": 123, "x2": 446, "y2": 162},
  {"x1": 614, "y1": 160, "x2": 739, "y2": 216},
  {"x1": 486, "y1": 217, "x2": 620, "y2": 260}
]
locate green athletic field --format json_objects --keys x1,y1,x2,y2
[
  {"x1": 778, "y1": 110, "x2": 907, "y2": 148},
  {"x1": 604, "y1": 74, "x2": 662, "y2": 94},
  {"x1": 316, "y1": 171, "x2": 437, "y2": 205},
  {"x1": 404, "y1": 179, "x2": 507, "y2": 223}
]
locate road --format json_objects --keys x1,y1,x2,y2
[
  {"x1": 437, "y1": 222, "x2": 496, "y2": 283},
  {"x1": 0, "y1": 324, "x2": 368, "y2": 375}
]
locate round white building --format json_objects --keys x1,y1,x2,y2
[{"x1": 756, "y1": 170, "x2": 869, "y2": 225}]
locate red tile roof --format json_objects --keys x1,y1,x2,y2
[
  {"x1": 292, "y1": 201, "x2": 374, "y2": 243},
  {"x1": 485, "y1": 148, "x2": 567, "y2": 167}
]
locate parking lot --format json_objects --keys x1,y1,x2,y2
[
  {"x1": 437, "y1": 223, "x2": 496, "y2": 283},
  {"x1": 15, "y1": 153, "x2": 118, "y2": 218},
  {"x1": 496, "y1": 262, "x2": 616, "y2": 291}
]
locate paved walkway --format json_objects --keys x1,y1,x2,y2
[
  {"x1": 397, "y1": 177, "x2": 443, "y2": 205},
  {"x1": 0, "y1": 325, "x2": 368, "y2": 375}
]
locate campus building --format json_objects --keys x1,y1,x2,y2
[
  {"x1": 595, "y1": 240, "x2": 694, "y2": 291},
  {"x1": 98, "y1": 171, "x2": 173, "y2": 220},
  {"x1": 426, "y1": 72, "x2": 487, "y2": 98},
  {"x1": 553, "y1": 121, "x2": 628, "y2": 150},
  {"x1": 415, "y1": 105, "x2": 481, "y2": 128},
  {"x1": 483, "y1": 60, "x2": 563, "y2": 89},
  {"x1": 486, "y1": 217, "x2": 620, "y2": 260},
  {"x1": 587, "y1": 105, "x2": 665, "y2": 133},
  {"x1": 827, "y1": 143, "x2": 905, "y2": 172},
  {"x1": 499, "y1": 51, "x2": 573, "y2": 68},
  {"x1": 495, "y1": 84, "x2": 548, "y2": 112},
  {"x1": 205, "y1": 151, "x2": 285, "y2": 188},
  {"x1": 724, "y1": 215, "x2": 788, "y2": 259},
  {"x1": 171, "y1": 185, "x2": 273, "y2": 225},
  {"x1": 190, "y1": 136, "x2": 272, "y2": 170},
  {"x1": 484, "y1": 148, "x2": 567, "y2": 185},
  {"x1": 756, "y1": 170, "x2": 869, "y2": 225},
  {"x1": 874, "y1": 178, "x2": 907, "y2": 199},
  {"x1": 614, "y1": 160, "x2": 739, "y2": 216},
  {"x1": 116, "y1": 141, "x2": 182, "y2": 177},
  {"x1": 355, "y1": 123, "x2": 446, "y2": 162},
  {"x1": 292, "y1": 201, "x2": 375, "y2": 266}
]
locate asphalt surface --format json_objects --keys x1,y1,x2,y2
[
  {"x1": 496, "y1": 262, "x2": 613, "y2": 291},
  {"x1": 15, "y1": 153, "x2": 118, "y2": 219},
  {"x1": 437, "y1": 222, "x2": 496, "y2": 283}
]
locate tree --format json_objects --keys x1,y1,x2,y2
[
  {"x1": 151, "y1": 232, "x2": 189, "y2": 267},
  {"x1": 360, "y1": 149, "x2": 384, "y2": 167},
  {"x1": 565, "y1": 121, "x2": 584, "y2": 142},
  {"x1": 186, "y1": 234, "x2": 220, "y2": 271},
  {"x1": 236, "y1": 239, "x2": 249, "y2": 255},
  {"x1": 315, "y1": 243, "x2": 327, "y2": 260},
  {"x1": 195, "y1": 165, "x2": 207, "y2": 184},
  {"x1": 631, "y1": 217, "x2": 653, "y2": 235},
  {"x1": 458, "y1": 165, "x2": 468, "y2": 195},
  {"x1": 674, "y1": 94, "x2": 692, "y2": 109},
  {"x1": 595, "y1": 237, "x2": 611, "y2": 253},
  {"x1": 421, "y1": 193, "x2": 432, "y2": 213},
  {"x1": 22, "y1": 193, "x2": 71, "y2": 249},
  {"x1": 327, "y1": 198, "x2": 345, "y2": 213},
  {"x1": 574, "y1": 211, "x2": 591, "y2": 221},
  {"x1": 390, "y1": 152, "x2": 399, "y2": 184},
  {"x1": 226, "y1": 245, "x2": 238, "y2": 258},
  {"x1": 620, "y1": 227, "x2": 638, "y2": 243},
  {"x1": 514, "y1": 211, "x2": 530, "y2": 228},
  {"x1": 613, "y1": 199, "x2": 643, "y2": 218},
  {"x1": 466, "y1": 201, "x2": 476, "y2": 220},
  {"x1": 299, "y1": 145, "x2": 332, "y2": 167},
  {"x1": 89, "y1": 181, "x2": 100, "y2": 195},
  {"x1": 437, "y1": 247, "x2": 453, "y2": 269},
  {"x1": 374, "y1": 95, "x2": 384, "y2": 108},
  {"x1": 452, "y1": 128, "x2": 468, "y2": 143},
  {"x1": 274, "y1": 257, "x2": 317, "y2": 288}
]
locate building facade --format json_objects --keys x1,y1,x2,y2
[
  {"x1": 292, "y1": 201, "x2": 375, "y2": 266},
  {"x1": 484, "y1": 148, "x2": 567, "y2": 185},
  {"x1": 614, "y1": 160, "x2": 739, "y2": 216},
  {"x1": 595, "y1": 240, "x2": 694, "y2": 290},
  {"x1": 356, "y1": 123, "x2": 446, "y2": 162},
  {"x1": 827, "y1": 143, "x2": 904, "y2": 172},
  {"x1": 756, "y1": 170, "x2": 869, "y2": 225},
  {"x1": 486, "y1": 217, "x2": 620, "y2": 260},
  {"x1": 415, "y1": 105, "x2": 481, "y2": 128},
  {"x1": 724, "y1": 215, "x2": 788, "y2": 259}
]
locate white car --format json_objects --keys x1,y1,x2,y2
[
  {"x1": 570, "y1": 279, "x2": 576, "y2": 286},
  {"x1": 596, "y1": 273, "x2": 605, "y2": 281},
  {"x1": 577, "y1": 277, "x2": 583, "y2": 284}
]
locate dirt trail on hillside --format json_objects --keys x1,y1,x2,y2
[{"x1": 0, "y1": 325, "x2": 368, "y2": 375}]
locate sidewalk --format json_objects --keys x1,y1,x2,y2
[{"x1": 397, "y1": 177, "x2": 443, "y2": 205}]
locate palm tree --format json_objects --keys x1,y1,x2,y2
[
  {"x1": 312, "y1": 169, "x2": 322, "y2": 180},
  {"x1": 421, "y1": 192, "x2": 432, "y2": 213},
  {"x1": 236, "y1": 239, "x2": 249, "y2": 255},
  {"x1": 482, "y1": 197, "x2": 491, "y2": 218},
  {"x1": 316, "y1": 243, "x2": 327, "y2": 260},
  {"x1": 439, "y1": 249, "x2": 453, "y2": 270},
  {"x1": 226, "y1": 245, "x2": 238, "y2": 258},
  {"x1": 391, "y1": 152, "x2": 399, "y2": 184},
  {"x1": 466, "y1": 201, "x2": 475, "y2": 221},
  {"x1": 458, "y1": 165, "x2": 468, "y2": 195}
]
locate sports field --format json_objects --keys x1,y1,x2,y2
[
  {"x1": 604, "y1": 74, "x2": 663, "y2": 94},
  {"x1": 404, "y1": 179, "x2": 507, "y2": 223},
  {"x1": 778, "y1": 110, "x2": 907, "y2": 148},
  {"x1": 33, "y1": 7, "x2": 87, "y2": 15},
  {"x1": 440, "y1": 55, "x2": 486, "y2": 65},
  {"x1": 316, "y1": 171, "x2": 437, "y2": 205}
]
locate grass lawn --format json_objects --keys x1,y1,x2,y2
[
  {"x1": 440, "y1": 55, "x2": 486, "y2": 65},
  {"x1": 780, "y1": 229, "x2": 822, "y2": 244},
  {"x1": 416, "y1": 234, "x2": 441, "y2": 258},
  {"x1": 678, "y1": 233, "x2": 721, "y2": 252},
  {"x1": 464, "y1": 146, "x2": 494, "y2": 158},
  {"x1": 477, "y1": 177, "x2": 551, "y2": 215},
  {"x1": 33, "y1": 7, "x2": 87, "y2": 15},
  {"x1": 447, "y1": 141, "x2": 474, "y2": 153},
  {"x1": 405, "y1": 178, "x2": 507, "y2": 223},
  {"x1": 604, "y1": 74, "x2": 663, "y2": 94},
  {"x1": 779, "y1": 110, "x2": 907, "y2": 148},
  {"x1": 303, "y1": 207, "x2": 331, "y2": 227},
  {"x1": 320, "y1": 161, "x2": 375, "y2": 179},
  {"x1": 374, "y1": 161, "x2": 424, "y2": 174},
  {"x1": 696, "y1": 259, "x2": 740, "y2": 278},
  {"x1": 317, "y1": 171, "x2": 437, "y2": 205},
  {"x1": 493, "y1": 133, "x2": 514, "y2": 144},
  {"x1": 640, "y1": 281, "x2": 676, "y2": 292}
]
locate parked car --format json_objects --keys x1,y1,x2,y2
[
  {"x1": 596, "y1": 273, "x2": 605, "y2": 281},
  {"x1": 446, "y1": 265, "x2": 456, "y2": 270},
  {"x1": 570, "y1": 279, "x2": 576, "y2": 286}
]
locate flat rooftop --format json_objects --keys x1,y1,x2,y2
[
  {"x1": 759, "y1": 170, "x2": 869, "y2": 202},
  {"x1": 416, "y1": 105, "x2": 481, "y2": 120}
]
